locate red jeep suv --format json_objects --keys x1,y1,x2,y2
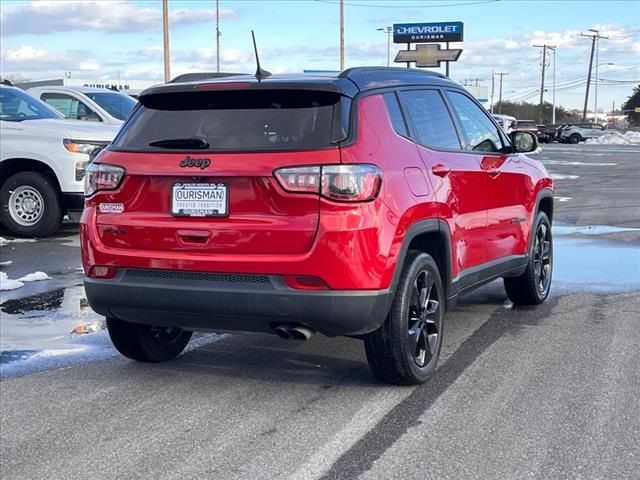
[{"x1": 81, "y1": 68, "x2": 553, "y2": 385}]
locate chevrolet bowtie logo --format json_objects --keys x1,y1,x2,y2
[{"x1": 394, "y1": 44, "x2": 463, "y2": 68}]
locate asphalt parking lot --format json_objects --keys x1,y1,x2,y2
[{"x1": 1, "y1": 143, "x2": 639, "y2": 479}]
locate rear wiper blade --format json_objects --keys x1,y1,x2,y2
[{"x1": 148, "y1": 137, "x2": 209, "y2": 149}]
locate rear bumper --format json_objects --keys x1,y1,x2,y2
[{"x1": 84, "y1": 269, "x2": 393, "y2": 337}]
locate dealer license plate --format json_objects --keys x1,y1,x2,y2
[{"x1": 171, "y1": 183, "x2": 228, "y2": 217}]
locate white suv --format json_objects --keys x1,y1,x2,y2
[
  {"x1": 0, "y1": 85, "x2": 120, "y2": 236},
  {"x1": 28, "y1": 86, "x2": 137, "y2": 125},
  {"x1": 560, "y1": 123, "x2": 607, "y2": 144}
]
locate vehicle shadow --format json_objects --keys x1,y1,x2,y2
[{"x1": 118, "y1": 333, "x2": 383, "y2": 388}]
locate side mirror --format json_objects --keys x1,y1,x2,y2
[{"x1": 510, "y1": 130, "x2": 538, "y2": 153}]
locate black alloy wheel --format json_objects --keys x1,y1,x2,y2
[
  {"x1": 364, "y1": 251, "x2": 445, "y2": 385},
  {"x1": 408, "y1": 270, "x2": 441, "y2": 368},
  {"x1": 504, "y1": 211, "x2": 553, "y2": 305},
  {"x1": 532, "y1": 221, "x2": 552, "y2": 296}
]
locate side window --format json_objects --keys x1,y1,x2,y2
[
  {"x1": 383, "y1": 92, "x2": 408, "y2": 137},
  {"x1": 398, "y1": 89, "x2": 461, "y2": 150},
  {"x1": 446, "y1": 91, "x2": 504, "y2": 153},
  {"x1": 40, "y1": 93, "x2": 101, "y2": 121}
]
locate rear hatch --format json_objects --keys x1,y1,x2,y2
[{"x1": 94, "y1": 87, "x2": 350, "y2": 255}]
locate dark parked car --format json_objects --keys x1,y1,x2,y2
[
  {"x1": 515, "y1": 119, "x2": 538, "y2": 134},
  {"x1": 81, "y1": 68, "x2": 553, "y2": 385}
]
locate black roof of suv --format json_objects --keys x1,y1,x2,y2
[{"x1": 140, "y1": 67, "x2": 454, "y2": 100}]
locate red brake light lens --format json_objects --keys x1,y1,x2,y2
[
  {"x1": 84, "y1": 163, "x2": 125, "y2": 196},
  {"x1": 195, "y1": 82, "x2": 252, "y2": 91},
  {"x1": 274, "y1": 165, "x2": 382, "y2": 202}
]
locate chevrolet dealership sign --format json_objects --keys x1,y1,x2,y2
[{"x1": 393, "y1": 22, "x2": 464, "y2": 44}]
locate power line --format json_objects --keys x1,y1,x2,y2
[{"x1": 315, "y1": 0, "x2": 499, "y2": 7}]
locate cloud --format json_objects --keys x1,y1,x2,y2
[
  {"x1": 1, "y1": 45, "x2": 107, "y2": 72},
  {"x1": 0, "y1": 0, "x2": 237, "y2": 36}
]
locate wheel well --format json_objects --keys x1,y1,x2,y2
[
  {"x1": 407, "y1": 232, "x2": 449, "y2": 297},
  {"x1": 538, "y1": 196, "x2": 553, "y2": 223},
  {"x1": 0, "y1": 158, "x2": 62, "y2": 194}
]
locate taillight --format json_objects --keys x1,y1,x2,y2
[
  {"x1": 274, "y1": 166, "x2": 321, "y2": 193},
  {"x1": 84, "y1": 163, "x2": 125, "y2": 197},
  {"x1": 321, "y1": 165, "x2": 382, "y2": 202},
  {"x1": 274, "y1": 164, "x2": 382, "y2": 202}
]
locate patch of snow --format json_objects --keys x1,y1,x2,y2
[
  {"x1": 541, "y1": 159, "x2": 616, "y2": 166},
  {"x1": 554, "y1": 225, "x2": 640, "y2": 236},
  {"x1": 0, "y1": 237, "x2": 36, "y2": 246},
  {"x1": 17, "y1": 271, "x2": 51, "y2": 282},
  {"x1": 556, "y1": 197, "x2": 572, "y2": 202},
  {"x1": 0, "y1": 330, "x2": 118, "y2": 378},
  {"x1": 0, "y1": 260, "x2": 12, "y2": 266},
  {"x1": 0, "y1": 272, "x2": 24, "y2": 291},
  {"x1": 585, "y1": 131, "x2": 640, "y2": 145},
  {"x1": 550, "y1": 173, "x2": 579, "y2": 180}
]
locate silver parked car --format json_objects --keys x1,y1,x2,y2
[{"x1": 560, "y1": 123, "x2": 607, "y2": 143}]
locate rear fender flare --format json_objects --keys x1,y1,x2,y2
[{"x1": 388, "y1": 219, "x2": 452, "y2": 299}]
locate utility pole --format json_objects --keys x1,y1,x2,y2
[
  {"x1": 495, "y1": 72, "x2": 508, "y2": 114},
  {"x1": 339, "y1": 0, "x2": 345, "y2": 70},
  {"x1": 534, "y1": 44, "x2": 554, "y2": 124},
  {"x1": 216, "y1": 0, "x2": 221, "y2": 73},
  {"x1": 162, "y1": 0, "x2": 170, "y2": 82},
  {"x1": 580, "y1": 29, "x2": 607, "y2": 121},
  {"x1": 552, "y1": 47, "x2": 557, "y2": 124}
]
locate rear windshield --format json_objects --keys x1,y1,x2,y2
[{"x1": 111, "y1": 89, "x2": 350, "y2": 152}]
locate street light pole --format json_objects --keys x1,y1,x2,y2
[
  {"x1": 162, "y1": 0, "x2": 170, "y2": 82},
  {"x1": 339, "y1": 0, "x2": 345, "y2": 70},
  {"x1": 216, "y1": 0, "x2": 220, "y2": 73},
  {"x1": 377, "y1": 27, "x2": 392, "y2": 67},
  {"x1": 495, "y1": 72, "x2": 509, "y2": 114},
  {"x1": 552, "y1": 47, "x2": 556, "y2": 124},
  {"x1": 594, "y1": 62, "x2": 614, "y2": 123},
  {"x1": 490, "y1": 69, "x2": 495, "y2": 114}
]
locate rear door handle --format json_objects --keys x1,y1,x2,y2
[{"x1": 432, "y1": 164, "x2": 451, "y2": 177}]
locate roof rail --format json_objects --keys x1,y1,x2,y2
[
  {"x1": 339, "y1": 67, "x2": 446, "y2": 80},
  {"x1": 339, "y1": 66, "x2": 451, "y2": 92}
]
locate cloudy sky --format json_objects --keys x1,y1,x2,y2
[{"x1": 1, "y1": 0, "x2": 638, "y2": 110}]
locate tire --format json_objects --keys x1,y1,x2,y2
[
  {"x1": 569, "y1": 133, "x2": 581, "y2": 144},
  {"x1": 107, "y1": 317, "x2": 193, "y2": 363},
  {"x1": 364, "y1": 251, "x2": 445, "y2": 385},
  {"x1": 504, "y1": 211, "x2": 553, "y2": 305},
  {"x1": 0, "y1": 171, "x2": 62, "y2": 237}
]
